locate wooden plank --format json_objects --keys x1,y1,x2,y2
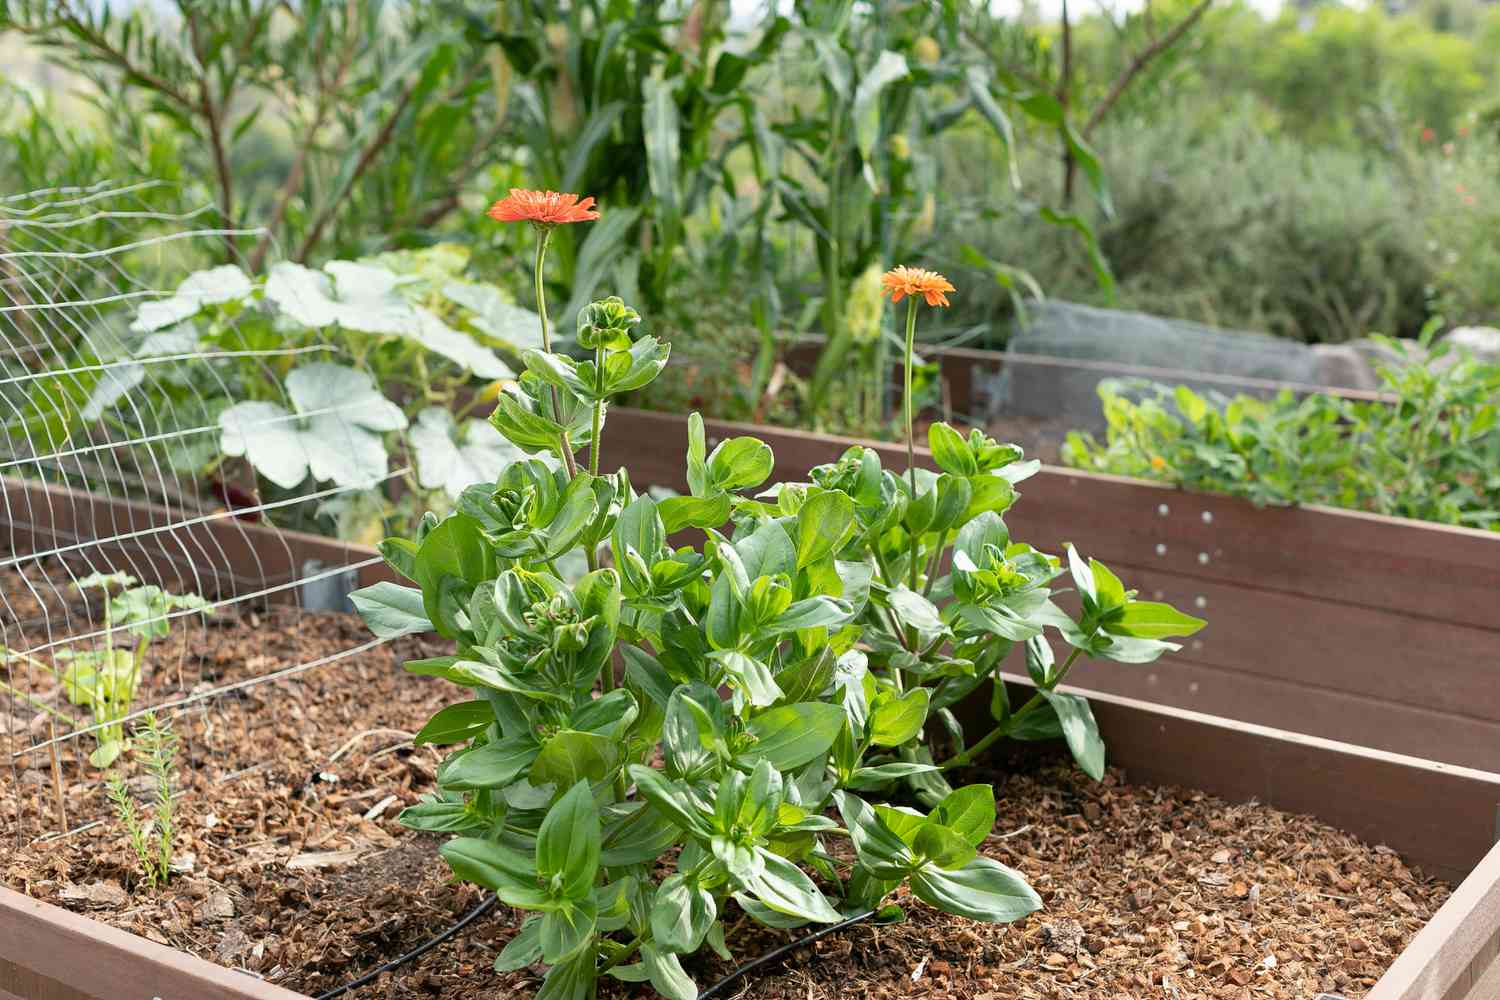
[
  {"x1": 1, "y1": 475, "x2": 397, "y2": 604},
  {"x1": 603, "y1": 407, "x2": 1500, "y2": 631},
  {"x1": 1062, "y1": 652, "x2": 1500, "y2": 773},
  {"x1": 1464, "y1": 943, "x2": 1500, "y2": 1000},
  {"x1": 1066, "y1": 564, "x2": 1500, "y2": 727},
  {"x1": 974, "y1": 676, "x2": 1500, "y2": 883},
  {"x1": 0, "y1": 886, "x2": 305, "y2": 1000},
  {"x1": 1366, "y1": 841, "x2": 1500, "y2": 1000}
]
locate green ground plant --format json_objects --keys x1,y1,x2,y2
[
  {"x1": 349, "y1": 195, "x2": 1203, "y2": 999},
  {"x1": 1062, "y1": 330, "x2": 1500, "y2": 529},
  {"x1": 104, "y1": 712, "x2": 180, "y2": 889},
  {"x1": 0, "y1": 573, "x2": 206, "y2": 767}
]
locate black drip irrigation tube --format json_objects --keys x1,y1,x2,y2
[{"x1": 313, "y1": 896, "x2": 882, "y2": 1000}]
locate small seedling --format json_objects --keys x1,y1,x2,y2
[
  {"x1": 104, "y1": 712, "x2": 179, "y2": 890},
  {"x1": 1, "y1": 573, "x2": 207, "y2": 767}
]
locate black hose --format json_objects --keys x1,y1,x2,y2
[
  {"x1": 696, "y1": 908, "x2": 879, "y2": 1000},
  {"x1": 315, "y1": 895, "x2": 879, "y2": 1000},
  {"x1": 313, "y1": 892, "x2": 499, "y2": 1000}
]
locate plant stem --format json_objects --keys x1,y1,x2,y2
[
  {"x1": 903, "y1": 296, "x2": 919, "y2": 592},
  {"x1": 589, "y1": 345, "x2": 605, "y2": 478},
  {"x1": 939, "y1": 646, "x2": 1084, "y2": 772},
  {"x1": 533, "y1": 228, "x2": 578, "y2": 480}
]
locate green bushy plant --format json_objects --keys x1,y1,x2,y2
[
  {"x1": 0, "y1": 573, "x2": 206, "y2": 767},
  {"x1": 1063, "y1": 331, "x2": 1500, "y2": 529},
  {"x1": 13, "y1": 245, "x2": 543, "y2": 543},
  {"x1": 349, "y1": 196, "x2": 1202, "y2": 998}
]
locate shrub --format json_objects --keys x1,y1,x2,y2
[
  {"x1": 350, "y1": 194, "x2": 1203, "y2": 998},
  {"x1": 1062, "y1": 334, "x2": 1500, "y2": 529}
]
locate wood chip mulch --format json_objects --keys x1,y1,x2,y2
[{"x1": 1, "y1": 562, "x2": 1450, "y2": 999}]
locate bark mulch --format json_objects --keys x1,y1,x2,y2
[{"x1": 2, "y1": 564, "x2": 1450, "y2": 1000}]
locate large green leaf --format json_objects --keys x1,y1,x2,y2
[
  {"x1": 743, "y1": 849, "x2": 841, "y2": 923},
  {"x1": 441, "y1": 736, "x2": 539, "y2": 789},
  {"x1": 413, "y1": 700, "x2": 494, "y2": 745},
  {"x1": 537, "y1": 781, "x2": 601, "y2": 900},
  {"x1": 348, "y1": 582, "x2": 433, "y2": 639},
  {"x1": 1041, "y1": 690, "x2": 1105, "y2": 780},
  {"x1": 651, "y1": 872, "x2": 716, "y2": 953},
  {"x1": 910, "y1": 857, "x2": 1041, "y2": 923},
  {"x1": 531, "y1": 730, "x2": 621, "y2": 790},
  {"x1": 745, "y1": 702, "x2": 844, "y2": 771}
]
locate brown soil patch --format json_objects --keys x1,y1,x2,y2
[{"x1": 2, "y1": 563, "x2": 1449, "y2": 999}]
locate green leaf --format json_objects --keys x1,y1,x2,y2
[
  {"x1": 441, "y1": 736, "x2": 540, "y2": 790},
  {"x1": 746, "y1": 703, "x2": 845, "y2": 771},
  {"x1": 834, "y1": 791, "x2": 917, "y2": 878},
  {"x1": 1109, "y1": 601, "x2": 1207, "y2": 640},
  {"x1": 796, "y1": 491, "x2": 856, "y2": 569},
  {"x1": 929, "y1": 423, "x2": 978, "y2": 477},
  {"x1": 846, "y1": 762, "x2": 939, "y2": 790},
  {"x1": 536, "y1": 927, "x2": 598, "y2": 999},
  {"x1": 714, "y1": 650, "x2": 782, "y2": 708},
  {"x1": 412, "y1": 701, "x2": 493, "y2": 745},
  {"x1": 910, "y1": 857, "x2": 1041, "y2": 923},
  {"x1": 399, "y1": 798, "x2": 486, "y2": 833},
  {"x1": 744, "y1": 848, "x2": 841, "y2": 923},
  {"x1": 766, "y1": 596, "x2": 852, "y2": 634},
  {"x1": 651, "y1": 872, "x2": 717, "y2": 953},
  {"x1": 1041, "y1": 691, "x2": 1106, "y2": 780},
  {"x1": 852, "y1": 50, "x2": 909, "y2": 162},
  {"x1": 531, "y1": 731, "x2": 621, "y2": 790},
  {"x1": 868, "y1": 688, "x2": 930, "y2": 747},
  {"x1": 349, "y1": 582, "x2": 433, "y2": 639},
  {"x1": 540, "y1": 900, "x2": 597, "y2": 964},
  {"x1": 708, "y1": 436, "x2": 774, "y2": 492},
  {"x1": 931, "y1": 785, "x2": 995, "y2": 848},
  {"x1": 659, "y1": 492, "x2": 731, "y2": 533},
  {"x1": 628, "y1": 765, "x2": 711, "y2": 837},
  {"x1": 643, "y1": 74, "x2": 683, "y2": 242},
  {"x1": 537, "y1": 781, "x2": 601, "y2": 900},
  {"x1": 686, "y1": 412, "x2": 709, "y2": 496},
  {"x1": 440, "y1": 838, "x2": 544, "y2": 906},
  {"x1": 642, "y1": 944, "x2": 697, "y2": 1000},
  {"x1": 405, "y1": 656, "x2": 568, "y2": 703},
  {"x1": 913, "y1": 822, "x2": 978, "y2": 870},
  {"x1": 494, "y1": 916, "x2": 543, "y2": 971}
]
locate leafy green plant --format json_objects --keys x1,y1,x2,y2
[
  {"x1": 30, "y1": 246, "x2": 542, "y2": 543},
  {"x1": 1062, "y1": 331, "x2": 1500, "y2": 529},
  {"x1": 3, "y1": 0, "x2": 503, "y2": 267},
  {"x1": 0, "y1": 573, "x2": 206, "y2": 767},
  {"x1": 350, "y1": 195, "x2": 1202, "y2": 998},
  {"x1": 104, "y1": 712, "x2": 180, "y2": 889}
]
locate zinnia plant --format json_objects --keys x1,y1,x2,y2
[{"x1": 351, "y1": 199, "x2": 1204, "y2": 999}]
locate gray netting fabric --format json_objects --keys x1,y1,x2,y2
[{"x1": 999, "y1": 300, "x2": 1369, "y2": 429}]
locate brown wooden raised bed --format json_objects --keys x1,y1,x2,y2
[
  {"x1": 601, "y1": 408, "x2": 1500, "y2": 775},
  {"x1": 5, "y1": 411, "x2": 1500, "y2": 998},
  {"x1": 3, "y1": 678, "x2": 1499, "y2": 999}
]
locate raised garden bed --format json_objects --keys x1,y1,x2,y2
[
  {"x1": 602, "y1": 408, "x2": 1500, "y2": 774},
  {"x1": 2, "y1": 571, "x2": 1496, "y2": 999},
  {"x1": 5, "y1": 412, "x2": 1500, "y2": 1000}
]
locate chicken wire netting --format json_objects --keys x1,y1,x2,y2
[{"x1": 0, "y1": 181, "x2": 413, "y2": 844}]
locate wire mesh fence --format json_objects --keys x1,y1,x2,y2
[{"x1": 0, "y1": 182, "x2": 403, "y2": 844}]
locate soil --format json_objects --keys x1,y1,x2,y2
[{"x1": 2, "y1": 562, "x2": 1451, "y2": 1000}]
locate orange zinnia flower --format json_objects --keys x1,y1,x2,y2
[
  {"x1": 881, "y1": 266, "x2": 955, "y2": 308},
  {"x1": 486, "y1": 189, "x2": 600, "y2": 228}
]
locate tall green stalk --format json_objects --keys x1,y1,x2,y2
[
  {"x1": 533, "y1": 228, "x2": 578, "y2": 480},
  {"x1": 903, "y1": 295, "x2": 919, "y2": 591}
]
